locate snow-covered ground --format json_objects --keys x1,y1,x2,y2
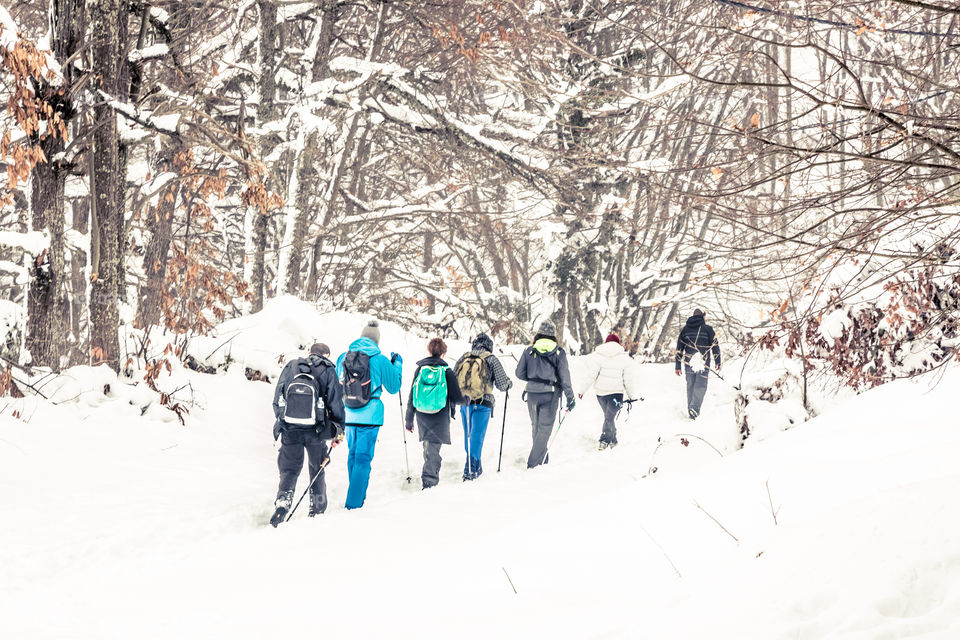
[{"x1": 2, "y1": 301, "x2": 959, "y2": 639}]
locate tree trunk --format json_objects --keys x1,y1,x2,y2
[
  {"x1": 136, "y1": 179, "x2": 177, "y2": 328},
  {"x1": 27, "y1": 148, "x2": 67, "y2": 369},
  {"x1": 243, "y1": 0, "x2": 280, "y2": 312},
  {"x1": 69, "y1": 199, "x2": 89, "y2": 365},
  {"x1": 115, "y1": 6, "x2": 130, "y2": 303},
  {"x1": 89, "y1": 0, "x2": 124, "y2": 370}
]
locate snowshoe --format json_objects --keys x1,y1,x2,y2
[{"x1": 269, "y1": 506, "x2": 288, "y2": 527}]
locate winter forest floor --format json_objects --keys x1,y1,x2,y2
[{"x1": 2, "y1": 305, "x2": 959, "y2": 639}]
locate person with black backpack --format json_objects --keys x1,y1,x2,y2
[
  {"x1": 515, "y1": 320, "x2": 575, "y2": 468},
  {"x1": 452, "y1": 332, "x2": 513, "y2": 480},
  {"x1": 675, "y1": 309, "x2": 722, "y2": 419},
  {"x1": 270, "y1": 343, "x2": 345, "y2": 526},
  {"x1": 335, "y1": 320, "x2": 402, "y2": 510},
  {"x1": 403, "y1": 338, "x2": 466, "y2": 488}
]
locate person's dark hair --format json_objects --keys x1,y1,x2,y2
[
  {"x1": 693, "y1": 309, "x2": 705, "y2": 317},
  {"x1": 427, "y1": 337, "x2": 447, "y2": 358},
  {"x1": 310, "y1": 342, "x2": 330, "y2": 357}
]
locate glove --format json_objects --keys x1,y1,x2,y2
[
  {"x1": 331, "y1": 431, "x2": 345, "y2": 448},
  {"x1": 390, "y1": 352, "x2": 402, "y2": 365},
  {"x1": 566, "y1": 399, "x2": 576, "y2": 412},
  {"x1": 405, "y1": 421, "x2": 414, "y2": 433},
  {"x1": 675, "y1": 369, "x2": 681, "y2": 377}
]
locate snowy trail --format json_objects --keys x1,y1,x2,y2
[{"x1": 2, "y1": 318, "x2": 960, "y2": 638}]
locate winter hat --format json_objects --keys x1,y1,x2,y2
[
  {"x1": 472, "y1": 332, "x2": 494, "y2": 353},
  {"x1": 310, "y1": 342, "x2": 330, "y2": 357},
  {"x1": 605, "y1": 333, "x2": 621, "y2": 344},
  {"x1": 536, "y1": 319, "x2": 556, "y2": 338},
  {"x1": 360, "y1": 320, "x2": 381, "y2": 344}
]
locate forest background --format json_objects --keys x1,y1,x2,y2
[{"x1": 1, "y1": 0, "x2": 958, "y2": 411}]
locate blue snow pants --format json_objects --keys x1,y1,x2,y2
[
  {"x1": 345, "y1": 425, "x2": 380, "y2": 509},
  {"x1": 460, "y1": 404, "x2": 492, "y2": 477}
]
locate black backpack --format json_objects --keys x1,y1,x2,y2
[
  {"x1": 281, "y1": 360, "x2": 326, "y2": 426},
  {"x1": 341, "y1": 350, "x2": 373, "y2": 408}
]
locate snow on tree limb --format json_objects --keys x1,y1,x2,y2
[
  {"x1": 97, "y1": 90, "x2": 181, "y2": 139},
  {"x1": 0, "y1": 231, "x2": 49, "y2": 255}
]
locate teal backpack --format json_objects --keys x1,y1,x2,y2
[{"x1": 412, "y1": 365, "x2": 448, "y2": 414}]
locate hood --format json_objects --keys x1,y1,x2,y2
[
  {"x1": 306, "y1": 353, "x2": 333, "y2": 368},
  {"x1": 348, "y1": 337, "x2": 382, "y2": 357},
  {"x1": 533, "y1": 337, "x2": 558, "y2": 355},
  {"x1": 472, "y1": 333, "x2": 493, "y2": 352},
  {"x1": 416, "y1": 356, "x2": 448, "y2": 367},
  {"x1": 685, "y1": 315, "x2": 706, "y2": 330},
  {"x1": 594, "y1": 341, "x2": 625, "y2": 357}
]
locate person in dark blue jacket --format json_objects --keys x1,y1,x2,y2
[
  {"x1": 674, "y1": 309, "x2": 721, "y2": 419},
  {"x1": 335, "y1": 320, "x2": 402, "y2": 510}
]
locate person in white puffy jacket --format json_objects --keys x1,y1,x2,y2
[{"x1": 579, "y1": 333, "x2": 642, "y2": 449}]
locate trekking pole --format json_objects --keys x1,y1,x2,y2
[
  {"x1": 540, "y1": 405, "x2": 569, "y2": 466},
  {"x1": 286, "y1": 454, "x2": 332, "y2": 522},
  {"x1": 465, "y1": 404, "x2": 473, "y2": 479},
  {"x1": 497, "y1": 390, "x2": 509, "y2": 472},
  {"x1": 399, "y1": 393, "x2": 411, "y2": 484}
]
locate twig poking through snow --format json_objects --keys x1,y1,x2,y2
[
  {"x1": 692, "y1": 499, "x2": 740, "y2": 544},
  {"x1": 766, "y1": 479, "x2": 780, "y2": 526},
  {"x1": 502, "y1": 567, "x2": 518, "y2": 594},
  {"x1": 639, "y1": 524, "x2": 683, "y2": 578}
]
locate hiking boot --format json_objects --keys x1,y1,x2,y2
[
  {"x1": 269, "y1": 506, "x2": 288, "y2": 527},
  {"x1": 599, "y1": 441, "x2": 610, "y2": 451},
  {"x1": 275, "y1": 490, "x2": 293, "y2": 510},
  {"x1": 688, "y1": 408, "x2": 699, "y2": 420},
  {"x1": 463, "y1": 457, "x2": 482, "y2": 480}
]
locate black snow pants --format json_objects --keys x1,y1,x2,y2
[
  {"x1": 526, "y1": 391, "x2": 560, "y2": 468},
  {"x1": 597, "y1": 393, "x2": 623, "y2": 444},
  {"x1": 277, "y1": 428, "x2": 329, "y2": 514}
]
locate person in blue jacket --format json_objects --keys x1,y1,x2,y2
[{"x1": 335, "y1": 320, "x2": 402, "y2": 510}]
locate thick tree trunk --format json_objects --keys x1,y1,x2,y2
[
  {"x1": 27, "y1": 151, "x2": 67, "y2": 369},
  {"x1": 249, "y1": 212, "x2": 268, "y2": 312},
  {"x1": 244, "y1": 0, "x2": 280, "y2": 312},
  {"x1": 25, "y1": 0, "x2": 86, "y2": 370},
  {"x1": 89, "y1": 0, "x2": 124, "y2": 370}
]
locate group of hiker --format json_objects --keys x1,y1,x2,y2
[{"x1": 268, "y1": 311, "x2": 721, "y2": 527}]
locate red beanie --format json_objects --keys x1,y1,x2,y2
[{"x1": 605, "y1": 333, "x2": 621, "y2": 344}]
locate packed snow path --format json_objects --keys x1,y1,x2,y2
[{"x1": 2, "y1": 310, "x2": 959, "y2": 638}]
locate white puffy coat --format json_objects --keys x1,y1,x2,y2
[{"x1": 580, "y1": 341, "x2": 641, "y2": 399}]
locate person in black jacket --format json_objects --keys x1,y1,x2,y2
[
  {"x1": 404, "y1": 338, "x2": 466, "y2": 488},
  {"x1": 515, "y1": 320, "x2": 575, "y2": 468},
  {"x1": 271, "y1": 343, "x2": 344, "y2": 525},
  {"x1": 674, "y1": 310, "x2": 721, "y2": 419}
]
